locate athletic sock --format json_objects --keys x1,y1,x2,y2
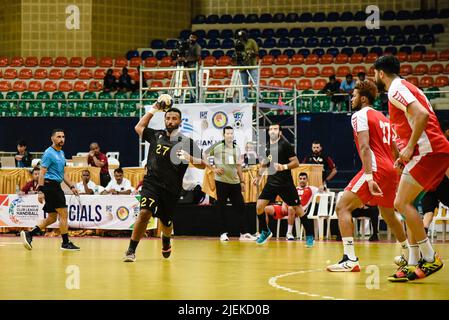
[
  {"x1": 287, "y1": 224, "x2": 293, "y2": 234},
  {"x1": 30, "y1": 226, "x2": 41, "y2": 236},
  {"x1": 258, "y1": 214, "x2": 268, "y2": 232},
  {"x1": 408, "y1": 244, "x2": 420, "y2": 266},
  {"x1": 61, "y1": 233, "x2": 69, "y2": 244},
  {"x1": 128, "y1": 240, "x2": 139, "y2": 253},
  {"x1": 300, "y1": 215, "x2": 313, "y2": 237},
  {"x1": 417, "y1": 237, "x2": 435, "y2": 262},
  {"x1": 400, "y1": 239, "x2": 409, "y2": 261},
  {"x1": 162, "y1": 236, "x2": 171, "y2": 250},
  {"x1": 342, "y1": 237, "x2": 357, "y2": 261}
]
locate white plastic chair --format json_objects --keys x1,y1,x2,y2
[
  {"x1": 106, "y1": 152, "x2": 120, "y2": 160},
  {"x1": 430, "y1": 202, "x2": 449, "y2": 242},
  {"x1": 276, "y1": 209, "x2": 301, "y2": 239},
  {"x1": 326, "y1": 191, "x2": 343, "y2": 239},
  {"x1": 31, "y1": 158, "x2": 41, "y2": 167},
  {"x1": 304, "y1": 191, "x2": 335, "y2": 240},
  {"x1": 76, "y1": 152, "x2": 89, "y2": 157},
  {"x1": 108, "y1": 158, "x2": 120, "y2": 168},
  {"x1": 353, "y1": 215, "x2": 371, "y2": 239}
]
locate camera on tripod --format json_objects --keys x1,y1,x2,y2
[
  {"x1": 171, "y1": 40, "x2": 190, "y2": 65},
  {"x1": 234, "y1": 39, "x2": 246, "y2": 65}
]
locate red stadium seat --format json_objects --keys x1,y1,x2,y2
[
  {"x1": 0, "y1": 56, "x2": 9, "y2": 67},
  {"x1": 406, "y1": 76, "x2": 419, "y2": 87},
  {"x1": 435, "y1": 76, "x2": 449, "y2": 87},
  {"x1": 127, "y1": 69, "x2": 138, "y2": 81},
  {"x1": 335, "y1": 54, "x2": 348, "y2": 64},
  {"x1": 143, "y1": 71, "x2": 153, "y2": 79},
  {"x1": 217, "y1": 56, "x2": 232, "y2": 66},
  {"x1": 422, "y1": 51, "x2": 437, "y2": 62},
  {"x1": 274, "y1": 54, "x2": 289, "y2": 65},
  {"x1": 129, "y1": 57, "x2": 142, "y2": 67},
  {"x1": 400, "y1": 64, "x2": 413, "y2": 76},
  {"x1": 396, "y1": 52, "x2": 408, "y2": 62},
  {"x1": 159, "y1": 57, "x2": 173, "y2": 67},
  {"x1": 99, "y1": 57, "x2": 113, "y2": 68},
  {"x1": 261, "y1": 55, "x2": 274, "y2": 65},
  {"x1": 69, "y1": 57, "x2": 83, "y2": 67},
  {"x1": 208, "y1": 80, "x2": 223, "y2": 91},
  {"x1": 365, "y1": 53, "x2": 378, "y2": 63},
  {"x1": 336, "y1": 66, "x2": 351, "y2": 77},
  {"x1": 28, "y1": 81, "x2": 42, "y2": 92},
  {"x1": 12, "y1": 80, "x2": 27, "y2": 91},
  {"x1": 437, "y1": 50, "x2": 449, "y2": 61},
  {"x1": 319, "y1": 54, "x2": 334, "y2": 64},
  {"x1": 409, "y1": 52, "x2": 422, "y2": 62},
  {"x1": 352, "y1": 66, "x2": 367, "y2": 76},
  {"x1": 212, "y1": 69, "x2": 228, "y2": 79},
  {"x1": 18, "y1": 68, "x2": 33, "y2": 79},
  {"x1": 74, "y1": 81, "x2": 88, "y2": 92},
  {"x1": 367, "y1": 66, "x2": 375, "y2": 77},
  {"x1": 54, "y1": 57, "x2": 68, "y2": 67},
  {"x1": 88, "y1": 81, "x2": 103, "y2": 92},
  {"x1": 349, "y1": 53, "x2": 364, "y2": 64},
  {"x1": 144, "y1": 57, "x2": 158, "y2": 67},
  {"x1": 203, "y1": 56, "x2": 216, "y2": 67},
  {"x1": 259, "y1": 79, "x2": 268, "y2": 88},
  {"x1": 150, "y1": 81, "x2": 163, "y2": 88},
  {"x1": 79, "y1": 69, "x2": 93, "y2": 79},
  {"x1": 297, "y1": 79, "x2": 312, "y2": 90},
  {"x1": 304, "y1": 54, "x2": 319, "y2": 65},
  {"x1": 58, "y1": 81, "x2": 73, "y2": 92},
  {"x1": 268, "y1": 79, "x2": 282, "y2": 88},
  {"x1": 290, "y1": 67, "x2": 304, "y2": 78},
  {"x1": 320, "y1": 66, "x2": 335, "y2": 77},
  {"x1": 153, "y1": 71, "x2": 167, "y2": 79},
  {"x1": 313, "y1": 79, "x2": 327, "y2": 91},
  {"x1": 290, "y1": 54, "x2": 304, "y2": 65},
  {"x1": 84, "y1": 57, "x2": 97, "y2": 67},
  {"x1": 63, "y1": 69, "x2": 78, "y2": 79},
  {"x1": 25, "y1": 57, "x2": 38, "y2": 67},
  {"x1": 34, "y1": 69, "x2": 48, "y2": 79},
  {"x1": 260, "y1": 67, "x2": 273, "y2": 78},
  {"x1": 413, "y1": 64, "x2": 429, "y2": 75},
  {"x1": 283, "y1": 79, "x2": 297, "y2": 89},
  {"x1": 3, "y1": 69, "x2": 17, "y2": 79},
  {"x1": 274, "y1": 67, "x2": 289, "y2": 78},
  {"x1": 429, "y1": 64, "x2": 444, "y2": 75},
  {"x1": 43, "y1": 81, "x2": 57, "y2": 92},
  {"x1": 419, "y1": 76, "x2": 434, "y2": 88},
  {"x1": 112, "y1": 69, "x2": 121, "y2": 78},
  {"x1": 0, "y1": 81, "x2": 11, "y2": 91},
  {"x1": 94, "y1": 69, "x2": 106, "y2": 79},
  {"x1": 10, "y1": 57, "x2": 23, "y2": 67},
  {"x1": 114, "y1": 57, "x2": 128, "y2": 68},
  {"x1": 445, "y1": 64, "x2": 449, "y2": 74},
  {"x1": 305, "y1": 66, "x2": 319, "y2": 77},
  {"x1": 39, "y1": 57, "x2": 53, "y2": 67}
]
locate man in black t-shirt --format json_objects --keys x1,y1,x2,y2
[
  {"x1": 303, "y1": 140, "x2": 337, "y2": 190},
  {"x1": 123, "y1": 101, "x2": 205, "y2": 262},
  {"x1": 253, "y1": 124, "x2": 314, "y2": 246}
]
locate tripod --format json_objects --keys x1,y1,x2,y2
[{"x1": 169, "y1": 61, "x2": 196, "y2": 104}]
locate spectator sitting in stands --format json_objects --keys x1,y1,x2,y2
[
  {"x1": 118, "y1": 67, "x2": 134, "y2": 92},
  {"x1": 340, "y1": 73, "x2": 356, "y2": 111},
  {"x1": 15, "y1": 140, "x2": 32, "y2": 168},
  {"x1": 240, "y1": 141, "x2": 259, "y2": 168},
  {"x1": 19, "y1": 167, "x2": 40, "y2": 195},
  {"x1": 357, "y1": 72, "x2": 366, "y2": 82},
  {"x1": 76, "y1": 170, "x2": 99, "y2": 195},
  {"x1": 101, "y1": 168, "x2": 133, "y2": 195},
  {"x1": 103, "y1": 69, "x2": 117, "y2": 92},
  {"x1": 322, "y1": 75, "x2": 343, "y2": 112}
]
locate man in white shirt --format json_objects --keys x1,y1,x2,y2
[
  {"x1": 76, "y1": 170, "x2": 99, "y2": 195},
  {"x1": 102, "y1": 168, "x2": 133, "y2": 195}
]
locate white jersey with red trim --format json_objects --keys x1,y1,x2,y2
[
  {"x1": 388, "y1": 77, "x2": 449, "y2": 156},
  {"x1": 296, "y1": 185, "x2": 319, "y2": 211},
  {"x1": 351, "y1": 107, "x2": 395, "y2": 172}
]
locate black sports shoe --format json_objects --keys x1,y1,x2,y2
[
  {"x1": 20, "y1": 231, "x2": 33, "y2": 250},
  {"x1": 60, "y1": 241, "x2": 80, "y2": 251},
  {"x1": 369, "y1": 234, "x2": 379, "y2": 242},
  {"x1": 162, "y1": 237, "x2": 172, "y2": 259}
]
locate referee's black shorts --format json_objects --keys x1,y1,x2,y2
[
  {"x1": 42, "y1": 179, "x2": 67, "y2": 213},
  {"x1": 259, "y1": 182, "x2": 301, "y2": 207}
]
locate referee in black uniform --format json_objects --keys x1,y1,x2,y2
[
  {"x1": 21, "y1": 129, "x2": 80, "y2": 251},
  {"x1": 253, "y1": 124, "x2": 314, "y2": 245},
  {"x1": 123, "y1": 101, "x2": 205, "y2": 262}
]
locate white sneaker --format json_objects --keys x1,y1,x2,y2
[
  {"x1": 220, "y1": 233, "x2": 229, "y2": 241},
  {"x1": 394, "y1": 255, "x2": 408, "y2": 267},
  {"x1": 286, "y1": 233, "x2": 295, "y2": 241},
  {"x1": 239, "y1": 233, "x2": 257, "y2": 241},
  {"x1": 326, "y1": 255, "x2": 361, "y2": 272}
]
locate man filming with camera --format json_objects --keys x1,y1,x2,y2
[{"x1": 233, "y1": 30, "x2": 259, "y2": 102}]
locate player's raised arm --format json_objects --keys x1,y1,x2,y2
[{"x1": 135, "y1": 102, "x2": 160, "y2": 137}]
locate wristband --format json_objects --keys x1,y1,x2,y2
[
  {"x1": 365, "y1": 173, "x2": 373, "y2": 181},
  {"x1": 282, "y1": 164, "x2": 288, "y2": 171}
]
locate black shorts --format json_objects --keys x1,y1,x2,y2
[
  {"x1": 259, "y1": 183, "x2": 300, "y2": 207},
  {"x1": 140, "y1": 181, "x2": 179, "y2": 227},
  {"x1": 42, "y1": 180, "x2": 67, "y2": 213},
  {"x1": 421, "y1": 176, "x2": 449, "y2": 214}
]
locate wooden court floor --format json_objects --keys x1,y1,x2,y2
[{"x1": 1, "y1": 236, "x2": 448, "y2": 300}]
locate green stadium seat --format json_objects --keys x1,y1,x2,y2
[
  {"x1": 36, "y1": 91, "x2": 50, "y2": 100},
  {"x1": 43, "y1": 101, "x2": 62, "y2": 117},
  {"x1": 75, "y1": 101, "x2": 90, "y2": 117},
  {"x1": 91, "y1": 101, "x2": 107, "y2": 116},
  {"x1": 299, "y1": 89, "x2": 315, "y2": 112},
  {"x1": 52, "y1": 91, "x2": 66, "y2": 100}
]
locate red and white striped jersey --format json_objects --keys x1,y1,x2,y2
[
  {"x1": 388, "y1": 77, "x2": 449, "y2": 156},
  {"x1": 296, "y1": 185, "x2": 319, "y2": 211},
  {"x1": 351, "y1": 107, "x2": 395, "y2": 172}
]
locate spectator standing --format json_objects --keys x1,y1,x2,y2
[
  {"x1": 303, "y1": 140, "x2": 337, "y2": 189},
  {"x1": 15, "y1": 140, "x2": 32, "y2": 167},
  {"x1": 322, "y1": 75, "x2": 343, "y2": 112},
  {"x1": 87, "y1": 142, "x2": 111, "y2": 187},
  {"x1": 340, "y1": 73, "x2": 356, "y2": 111}
]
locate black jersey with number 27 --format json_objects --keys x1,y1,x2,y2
[
  {"x1": 264, "y1": 139, "x2": 296, "y2": 187},
  {"x1": 143, "y1": 127, "x2": 201, "y2": 195}
]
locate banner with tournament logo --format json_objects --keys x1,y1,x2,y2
[
  {"x1": 0, "y1": 194, "x2": 157, "y2": 230},
  {"x1": 144, "y1": 103, "x2": 253, "y2": 187}
]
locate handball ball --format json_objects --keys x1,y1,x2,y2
[{"x1": 157, "y1": 94, "x2": 174, "y2": 111}]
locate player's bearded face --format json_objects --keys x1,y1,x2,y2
[
  {"x1": 268, "y1": 127, "x2": 280, "y2": 140},
  {"x1": 374, "y1": 70, "x2": 386, "y2": 92},
  {"x1": 165, "y1": 113, "x2": 181, "y2": 133},
  {"x1": 52, "y1": 133, "x2": 65, "y2": 147}
]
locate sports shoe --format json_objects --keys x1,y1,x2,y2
[
  {"x1": 394, "y1": 255, "x2": 408, "y2": 267},
  {"x1": 162, "y1": 237, "x2": 172, "y2": 259},
  {"x1": 369, "y1": 233, "x2": 379, "y2": 241},
  {"x1": 220, "y1": 233, "x2": 229, "y2": 241},
  {"x1": 256, "y1": 229, "x2": 272, "y2": 245},
  {"x1": 239, "y1": 233, "x2": 257, "y2": 241},
  {"x1": 305, "y1": 235, "x2": 314, "y2": 248},
  {"x1": 20, "y1": 230, "x2": 33, "y2": 250},
  {"x1": 326, "y1": 254, "x2": 361, "y2": 272},
  {"x1": 407, "y1": 253, "x2": 444, "y2": 280},
  {"x1": 286, "y1": 233, "x2": 295, "y2": 241},
  {"x1": 60, "y1": 241, "x2": 80, "y2": 251},
  {"x1": 123, "y1": 250, "x2": 136, "y2": 262},
  {"x1": 387, "y1": 265, "x2": 416, "y2": 282}
]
